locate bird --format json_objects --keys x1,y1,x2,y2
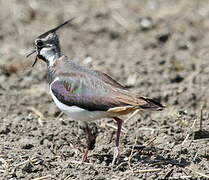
[{"x1": 27, "y1": 18, "x2": 164, "y2": 165}]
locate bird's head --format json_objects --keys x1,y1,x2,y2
[{"x1": 27, "y1": 18, "x2": 75, "y2": 67}]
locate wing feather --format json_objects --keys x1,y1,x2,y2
[
  {"x1": 51, "y1": 76, "x2": 128, "y2": 111},
  {"x1": 51, "y1": 72, "x2": 163, "y2": 112},
  {"x1": 94, "y1": 71, "x2": 125, "y2": 89}
]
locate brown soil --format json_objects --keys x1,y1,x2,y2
[{"x1": 0, "y1": 0, "x2": 209, "y2": 179}]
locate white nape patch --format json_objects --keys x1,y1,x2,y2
[
  {"x1": 40, "y1": 47, "x2": 56, "y2": 66},
  {"x1": 49, "y1": 77, "x2": 110, "y2": 121}
]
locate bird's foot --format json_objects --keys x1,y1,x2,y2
[
  {"x1": 82, "y1": 149, "x2": 89, "y2": 163},
  {"x1": 112, "y1": 146, "x2": 120, "y2": 165}
]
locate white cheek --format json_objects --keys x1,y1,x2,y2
[{"x1": 40, "y1": 48, "x2": 56, "y2": 66}]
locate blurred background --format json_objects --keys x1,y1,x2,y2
[{"x1": 0, "y1": 0, "x2": 209, "y2": 179}]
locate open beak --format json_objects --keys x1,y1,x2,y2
[
  {"x1": 26, "y1": 49, "x2": 36, "y2": 58},
  {"x1": 26, "y1": 49, "x2": 38, "y2": 67},
  {"x1": 31, "y1": 56, "x2": 38, "y2": 67}
]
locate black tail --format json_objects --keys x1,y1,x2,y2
[{"x1": 139, "y1": 97, "x2": 164, "y2": 111}]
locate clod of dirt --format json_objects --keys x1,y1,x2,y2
[
  {"x1": 157, "y1": 32, "x2": 170, "y2": 43},
  {"x1": 170, "y1": 74, "x2": 184, "y2": 83},
  {"x1": 139, "y1": 17, "x2": 154, "y2": 31},
  {"x1": 19, "y1": 138, "x2": 35, "y2": 149},
  {"x1": 177, "y1": 40, "x2": 190, "y2": 50},
  {"x1": 22, "y1": 163, "x2": 33, "y2": 173},
  {"x1": 21, "y1": 143, "x2": 34, "y2": 150},
  {"x1": 0, "y1": 126, "x2": 11, "y2": 135},
  {"x1": 193, "y1": 130, "x2": 209, "y2": 140}
]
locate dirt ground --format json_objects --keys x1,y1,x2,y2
[{"x1": 0, "y1": 0, "x2": 209, "y2": 179}]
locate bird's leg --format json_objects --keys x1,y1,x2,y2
[
  {"x1": 112, "y1": 117, "x2": 123, "y2": 165},
  {"x1": 80, "y1": 122, "x2": 98, "y2": 162}
]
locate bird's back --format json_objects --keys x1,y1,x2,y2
[{"x1": 49, "y1": 56, "x2": 164, "y2": 114}]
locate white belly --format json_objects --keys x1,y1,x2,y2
[{"x1": 49, "y1": 88, "x2": 110, "y2": 121}]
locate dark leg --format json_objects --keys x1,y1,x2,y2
[
  {"x1": 112, "y1": 117, "x2": 123, "y2": 165},
  {"x1": 80, "y1": 122, "x2": 98, "y2": 162}
]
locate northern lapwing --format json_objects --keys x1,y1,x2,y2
[{"x1": 27, "y1": 18, "x2": 164, "y2": 165}]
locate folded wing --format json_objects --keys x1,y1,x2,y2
[{"x1": 51, "y1": 72, "x2": 163, "y2": 113}]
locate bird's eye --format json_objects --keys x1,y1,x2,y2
[{"x1": 36, "y1": 40, "x2": 43, "y2": 47}]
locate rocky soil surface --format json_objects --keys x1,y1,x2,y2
[{"x1": 0, "y1": 0, "x2": 209, "y2": 179}]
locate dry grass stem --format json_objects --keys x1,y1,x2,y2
[
  {"x1": 32, "y1": 175, "x2": 52, "y2": 180},
  {"x1": 106, "y1": 123, "x2": 127, "y2": 133},
  {"x1": 133, "y1": 168, "x2": 161, "y2": 173},
  {"x1": 144, "y1": 137, "x2": 156, "y2": 146},
  {"x1": 138, "y1": 127, "x2": 155, "y2": 135},
  {"x1": 128, "y1": 136, "x2": 137, "y2": 173},
  {"x1": 27, "y1": 107, "x2": 45, "y2": 119},
  {"x1": 125, "y1": 109, "x2": 140, "y2": 122},
  {"x1": 27, "y1": 107, "x2": 45, "y2": 126},
  {"x1": 126, "y1": 73, "x2": 137, "y2": 86},
  {"x1": 37, "y1": 117, "x2": 43, "y2": 126},
  {"x1": 68, "y1": 160, "x2": 93, "y2": 165},
  {"x1": 186, "y1": 166, "x2": 209, "y2": 179},
  {"x1": 181, "y1": 117, "x2": 197, "y2": 146},
  {"x1": 55, "y1": 112, "x2": 64, "y2": 121},
  {"x1": 180, "y1": 176, "x2": 193, "y2": 179},
  {"x1": 14, "y1": 157, "x2": 38, "y2": 167},
  {"x1": 199, "y1": 102, "x2": 206, "y2": 130},
  {"x1": 199, "y1": 111, "x2": 202, "y2": 130},
  {"x1": 115, "y1": 162, "x2": 128, "y2": 171},
  {"x1": 69, "y1": 143, "x2": 80, "y2": 156},
  {"x1": 112, "y1": 12, "x2": 133, "y2": 31},
  {"x1": 193, "y1": 138, "x2": 209, "y2": 142}
]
